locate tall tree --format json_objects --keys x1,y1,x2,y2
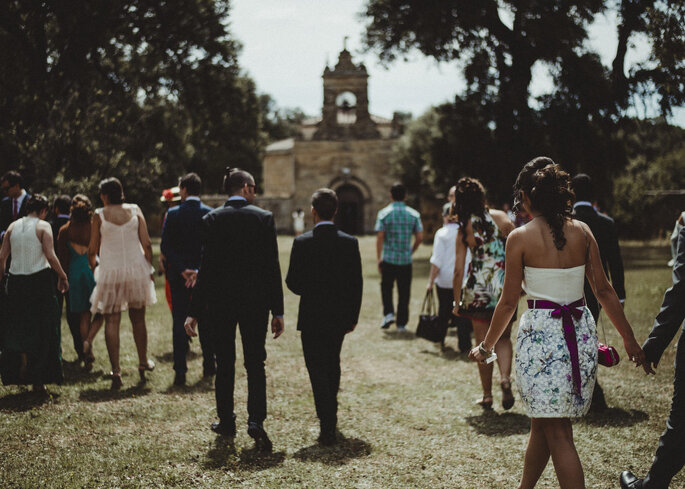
[{"x1": 0, "y1": 0, "x2": 261, "y2": 210}]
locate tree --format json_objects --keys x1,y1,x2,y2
[
  {"x1": 362, "y1": 1, "x2": 685, "y2": 205},
  {"x1": 0, "y1": 0, "x2": 261, "y2": 212},
  {"x1": 258, "y1": 94, "x2": 307, "y2": 143}
]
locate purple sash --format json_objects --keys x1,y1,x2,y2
[{"x1": 527, "y1": 298, "x2": 586, "y2": 397}]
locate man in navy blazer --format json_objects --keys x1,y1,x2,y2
[
  {"x1": 620, "y1": 224, "x2": 685, "y2": 488},
  {"x1": 286, "y1": 188, "x2": 363, "y2": 445},
  {"x1": 0, "y1": 170, "x2": 30, "y2": 240},
  {"x1": 161, "y1": 173, "x2": 214, "y2": 386}
]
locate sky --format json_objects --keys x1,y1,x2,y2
[{"x1": 229, "y1": 0, "x2": 684, "y2": 127}]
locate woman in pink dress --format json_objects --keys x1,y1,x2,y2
[{"x1": 85, "y1": 178, "x2": 157, "y2": 389}]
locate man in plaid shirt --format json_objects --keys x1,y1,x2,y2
[{"x1": 375, "y1": 183, "x2": 423, "y2": 331}]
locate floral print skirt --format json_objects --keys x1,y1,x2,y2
[{"x1": 515, "y1": 307, "x2": 598, "y2": 418}]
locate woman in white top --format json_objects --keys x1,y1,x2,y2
[
  {"x1": 469, "y1": 158, "x2": 649, "y2": 489},
  {"x1": 86, "y1": 178, "x2": 156, "y2": 390},
  {"x1": 427, "y1": 211, "x2": 472, "y2": 351},
  {"x1": 0, "y1": 195, "x2": 68, "y2": 391}
]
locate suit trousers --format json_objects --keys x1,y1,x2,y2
[
  {"x1": 210, "y1": 306, "x2": 269, "y2": 424},
  {"x1": 587, "y1": 297, "x2": 608, "y2": 408},
  {"x1": 301, "y1": 329, "x2": 346, "y2": 434},
  {"x1": 380, "y1": 262, "x2": 412, "y2": 326},
  {"x1": 57, "y1": 291, "x2": 82, "y2": 360},
  {"x1": 169, "y1": 275, "x2": 215, "y2": 374},
  {"x1": 643, "y1": 330, "x2": 685, "y2": 489},
  {"x1": 435, "y1": 286, "x2": 472, "y2": 352}
]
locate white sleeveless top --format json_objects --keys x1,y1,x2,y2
[
  {"x1": 522, "y1": 265, "x2": 585, "y2": 304},
  {"x1": 96, "y1": 205, "x2": 147, "y2": 271},
  {"x1": 9, "y1": 216, "x2": 49, "y2": 275}
]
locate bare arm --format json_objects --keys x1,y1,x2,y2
[
  {"x1": 38, "y1": 222, "x2": 68, "y2": 292},
  {"x1": 56, "y1": 224, "x2": 69, "y2": 272},
  {"x1": 135, "y1": 205, "x2": 153, "y2": 266},
  {"x1": 88, "y1": 213, "x2": 101, "y2": 270},
  {"x1": 0, "y1": 222, "x2": 13, "y2": 276},
  {"x1": 412, "y1": 231, "x2": 423, "y2": 253},
  {"x1": 582, "y1": 222, "x2": 647, "y2": 369},
  {"x1": 490, "y1": 209, "x2": 515, "y2": 237},
  {"x1": 427, "y1": 264, "x2": 440, "y2": 289},
  {"x1": 376, "y1": 231, "x2": 384, "y2": 271},
  {"x1": 452, "y1": 228, "x2": 469, "y2": 314}
]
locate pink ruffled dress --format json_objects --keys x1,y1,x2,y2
[{"x1": 89, "y1": 205, "x2": 157, "y2": 314}]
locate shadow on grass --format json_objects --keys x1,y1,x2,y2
[
  {"x1": 583, "y1": 407, "x2": 649, "y2": 427},
  {"x1": 465, "y1": 411, "x2": 530, "y2": 436},
  {"x1": 421, "y1": 345, "x2": 470, "y2": 362},
  {"x1": 162, "y1": 377, "x2": 214, "y2": 395},
  {"x1": 293, "y1": 436, "x2": 372, "y2": 465},
  {"x1": 155, "y1": 349, "x2": 200, "y2": 365},
  {"x1": 61, "y1": 362, "x2": 105, "y2": 385},
  {"x1": 203, "y1": 437, "x2": 286, "y2": 471},
  {"x1": 78, "y1": 382, "x2": 152, "y2": 403},
  {"x1": 0, "y1": 390, "x2": 57, "y2": 412},
  {"x1": 381, "y1": 331, "x2": 417, "y2": 341}
]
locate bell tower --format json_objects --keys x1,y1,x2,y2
[{"x1": 313, "y1": 46, "x2": 380, "y2": 140}]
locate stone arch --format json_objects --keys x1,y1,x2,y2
[{"x1": 329, "y1": 176, "x2": 371, "y2": 235}]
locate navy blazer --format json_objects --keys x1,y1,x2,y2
[
  {"x1": 0, "y1": 193, "x2": 30, "y2": 237},
  {"x1": 160, "y1": 199, "x2": 212, "y2": 277},
  {"x1": 643, "y1": 225, "x2": 685, "y2": 366},
  {"x1": 286, "y1": 224, "x2": 363, "y2": 333}
]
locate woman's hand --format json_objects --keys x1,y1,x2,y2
[
  {"x1": 624, "y1": 338, "x2": 654, "y2": 375},
  {"x1": 57, "y1": 276, "x2": 69, "y2": 293},
  {"x1": 469, "y1": 346, "x2": 486, "y2": 363}
]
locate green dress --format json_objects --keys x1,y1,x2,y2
[{"x1": 67, "y1": 242, "x2": 96, "y2": 313}]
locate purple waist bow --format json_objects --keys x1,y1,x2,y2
[{"x1": 527, "y1": 298, "x2": 586, "y2": 397}]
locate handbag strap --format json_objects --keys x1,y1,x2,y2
[
  {"x1": 582, "y1": 225, "x2": 608, "y2": 344},
  {"x1": 421, "y1": 288, "x2": 436, "y2": 316}
]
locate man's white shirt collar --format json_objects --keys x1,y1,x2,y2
[
  {"x1": 227, "y1": 196, "x2": 247, "y2": 202},
  {"x1": 185, "y1": 196, "x2": 200, "y2": 202},
  {"x1": 315, "y1": 221, "x2": 335, "y2": 227},
  {"x1": 573, "y1": 201, "x2": 593, "y2": 208}
]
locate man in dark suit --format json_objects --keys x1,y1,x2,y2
[
  {"x1": 50, "y1": 194, "x2": 83, "y2": 362},
  {"x1": 185, "y1": 168, "x2": 284, "y2": 452},
  {"x1": 1, "y1": 170, "x2": 30, "y2": 240},
  {"x1": 620, "y1": 225, "x2": 685, "y2": 488},
  {"x1": 571, "y1": 173, "x2": 626, "y2": 411},
  {"x1": 161, "y1": 173, "x2": 214, "y2": 386},
  {"x1": 286, "y1": 189, "x2": 363, "y2": 445}
]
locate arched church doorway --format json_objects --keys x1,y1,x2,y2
[{"x1": 335, "y1": 184, "x2": 364, "y2": 235}]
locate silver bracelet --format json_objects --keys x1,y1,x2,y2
[{"x1": 478, "y1": 342, "x2": 493, "y2": 357}]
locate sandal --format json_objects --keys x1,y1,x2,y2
[
  {"x1": 83, "y1": 340, "x2": 95, "y2": 372},
  {"x1": 111, "y1": 372, "x2": 123, "y2": 390},
  {"x1": 476, "y1": 395, "x2": 494, "y2": 409},
  {"x1": 138, "y1": 359, "x2": 155, "y2": 381},
  {"x1": 501, "y1": 379, "x2": 515, "y2": 410}
]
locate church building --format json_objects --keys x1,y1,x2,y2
[{"x1": 258, "y1": 48, "x2": 402, "y2": 234}]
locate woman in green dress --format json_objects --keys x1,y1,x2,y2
[{"x1": 0, "y1": 195, "x2": 69, "y2": 391}]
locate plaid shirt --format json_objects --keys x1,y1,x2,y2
[{"x1": 375, "y1": 202, "x2": 423, "y2": 265}]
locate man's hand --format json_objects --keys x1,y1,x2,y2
[
  {"x1": 181, "y1": 269, "x2": 198, "y2": 288},
  {"x1": 346, "y1": 324, "x2": 357, "y2": 334},
  {"x1": 426, "y1": 281, "x2": 433, "y2": 291},
  {"x1": 57, "y1": 276, "x2": 69, "y2": 294},
  {"x1": 271, "y1": 316, "x2": 284, "y2": 339},
  {"x1": 184, "y1": 316, "x2": 198, "y2": 337},
  {"x1": 377, "y1": 259, "x2": 383, "y2": 274}
]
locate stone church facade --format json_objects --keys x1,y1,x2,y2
[{"x1": 258, "y1": 49, "x2": 403, "y2": 234}]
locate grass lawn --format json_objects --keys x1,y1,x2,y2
[{"x1": 0, "y1": 237, "x2": 681, "y2": 489}]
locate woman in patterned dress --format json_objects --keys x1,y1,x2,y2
[
  {"x1": 451, "y1": 177, "x2": 516, "y2": 409},
  {"x1": 469, "y1": 157, "x2": 649, "y2": 489}
]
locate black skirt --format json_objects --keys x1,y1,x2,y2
[{"x1": 0, "y1": 268, "x2": 63, "y2": 385}]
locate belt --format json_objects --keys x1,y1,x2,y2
[{"x1": 527, "y1": 298, "x2": 586, "y2": 397}]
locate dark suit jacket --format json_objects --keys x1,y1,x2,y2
[
  {"x1": 0, "y1": 193, "x2": 30, "y2": 236},
  {"x1": 642, "y1": 225, "x2": 685, "y2": 366},
  {"x1": 160, "y1": 199, "x2": 212, "y2": 278},
  {"x1": 573, "y1": 204, "x2": 626, "y2": 313},
  {"x1": 286, "y1": 224, "x2": 363, "y2": 333},
  {"x1": 51, "y1": 216, "x2": 70, "y2": 251},
  {"x1": 188, "y1": 199, "x2": 284, "y2": 318}
]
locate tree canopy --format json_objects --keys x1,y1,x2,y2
[
  {"x1": 0, "y1": 0, "x2": 262, "y2": 212},
  {"x1": 362, "y1": 1, "x2": 685, "y2": 210}
]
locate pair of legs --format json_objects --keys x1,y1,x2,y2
[
  {"x1": 82, "y1": 307, "x2": 149, "y2": 375},
  {"x1": 472, "y1": 318, "x2": 513, "y2": 404},
  {"x1": 380, "y1": 262, "x2": 412, "y2": 327},
  {"x1": 435, "y1": 286, "x2": 472, "y2": 351},
  {"x1": 519, "y1": 417, "x2": 585, "y2": 489},
  {"x1": 301, "y1": 330, "x2": 346, "y2": 437}
]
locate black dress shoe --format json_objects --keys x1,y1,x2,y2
[
  {"x1": 173, "y1": 372, "x2": 186, "y2": 386},
  {"x1": 247, "y1": 422, "x2": 273, "y2": 452},
  {"x1": 619, "y1": 470, "x2": 643, "y2": 489},
  {"x1": 211, "y1": 416, "x2": 236, "y2": 437}
]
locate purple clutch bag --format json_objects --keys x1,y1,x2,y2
[{"x1": 598, "y1": 342, "x2": 620, "y2": 367}]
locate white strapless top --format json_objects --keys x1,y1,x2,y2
[{"x1": 523, "y1": 265, "x2": 585, "y2": 304}]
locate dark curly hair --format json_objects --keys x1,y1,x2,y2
[
  {"x1": 513, "y1": 156, "x2": 574, "y2": 250},
  {"x1": 70, "y1": 194, "x2": 93, "y2": 224},
  {"x1": 452, "y1": 177, "x2": 489, "y2": 247}
]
